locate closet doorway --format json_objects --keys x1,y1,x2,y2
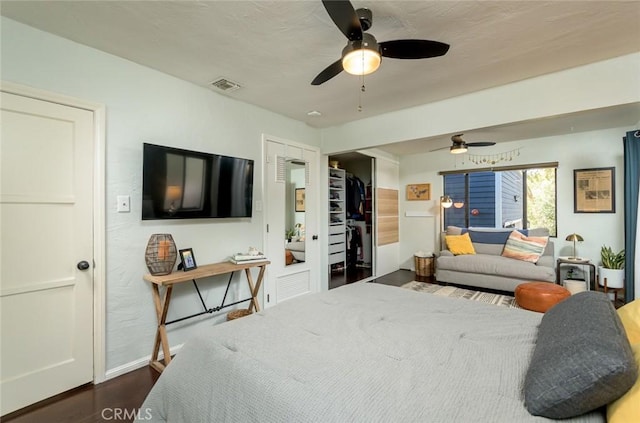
[{"x1": 328, "y1": 153, "x2": 375, "y2": 289}]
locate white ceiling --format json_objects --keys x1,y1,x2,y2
[{"x1": 2, "y1": 1, "x2": 639, "y2": 151}]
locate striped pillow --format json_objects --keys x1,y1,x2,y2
[{"x1": 501, "y1": 230, "x2": 548, "y2": 263}]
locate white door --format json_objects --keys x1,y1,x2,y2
[
  {"x1": 264, "y1": 138, "x2": 319, "y2": 306},
  {"x1": 0, "y1": 92, "x2": 94, "y2": 415}
]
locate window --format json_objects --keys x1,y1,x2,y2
[{"x1": 441, "y1": 164, "x2": 557, "y2": 236}]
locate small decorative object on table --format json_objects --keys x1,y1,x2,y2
[{"x1": 145, "y1": 234, "x2": 177, "y2": 276}]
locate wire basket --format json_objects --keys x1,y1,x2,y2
[
  {"x1": 227, "y1": 309, "x2": 252, "y2": 321},
  {"x1": 414, "y1": 255, "x2": 434, "y2": 277}
]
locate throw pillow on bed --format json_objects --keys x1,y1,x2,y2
[
  {"x1": 607, "y1": 344, "x2": 640, "y2": 423},
  {"x1": 524, "y1": 291, "x2": 638, "y2": 419},
  {"x1": 616, "y1": 299, "x2": 640, "y2": 344},
  {"x1": 445, "y1": 232, "x2": 475, "y2": 255},
  {"x1": 501, "y1": 230, "x2": 548, "y2": 263}
]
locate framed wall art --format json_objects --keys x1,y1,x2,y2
[
  {"x1": 573, "y1": 167, "x2": 615, "y2": 213},
  {"x1": 406, "y1": 183, "x2": 431, "y2": 201},
  {"x1": 295, "y1": 188, "x2": 305, "y2": 212}
]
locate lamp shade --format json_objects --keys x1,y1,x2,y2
[
  {"x1": 342, "y1": 33, "x2": 381, "y2": 76},
  {"x1": 440, "y1": 195, "x2": 453, "y2": 208},
  {"x1": 565, "y1": 233, "x2": 584, "y2": 242},
  {"x1": 450, "y1": 144, "x2": 468, "y2": 154}
]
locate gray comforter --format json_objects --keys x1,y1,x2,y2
[{"x1": 138, "y1": 282, "x2": 604, "y2": 422}]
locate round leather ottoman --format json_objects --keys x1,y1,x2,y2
[{"x1": 515, "y1": 282, "x2": 571, "y2": 313}]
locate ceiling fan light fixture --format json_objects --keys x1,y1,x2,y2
[
  {"x1": 450, "y1": 144, "x2": 467, "y2": 154},
  {"x1": 342, "y1": 33, "x2": 381, "y2": 76}
]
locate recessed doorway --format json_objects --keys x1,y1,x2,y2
[{"x1": 328, "y1": 152, "x2": 375, "y2": 289}]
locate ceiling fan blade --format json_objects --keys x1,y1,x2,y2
[
  {"x1": 467, "y1": 142, "x2": 496, "y2": 147},
  {"x1": 321, "y1": 0, "x2": 362, "y2": 41},
  {"x1": 429, "y1": 145, "x2": 451, "y2": 152},
  {"x1": 311, "y1": 59, "x2": 344, "y2": 85},
  {"x1": 380, "y1": 39, "x2": 450, "y2": 59}
]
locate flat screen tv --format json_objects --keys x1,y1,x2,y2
[{"x1": 142, "y1": 143, "x2": 254, "y2": 220}]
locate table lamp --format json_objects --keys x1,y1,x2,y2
[{"x1": 565, "y1": 233, "x2": 584, "y2": 260}]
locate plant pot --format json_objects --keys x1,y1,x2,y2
[{"x1": 598, "y1": 266, "x2": 624, "y2": 289}]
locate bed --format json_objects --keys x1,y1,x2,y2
[{"x1": 138, "y1": 282, "x2": 636, "y2": 422}]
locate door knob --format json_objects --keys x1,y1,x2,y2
[{"x1": 77, "y1": 260, "x2": 91, "y2": 271}]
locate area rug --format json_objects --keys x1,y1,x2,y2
[{"x1": 401, "y1": 281, "x2": 521, "y2": 309}]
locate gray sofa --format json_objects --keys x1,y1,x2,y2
[{"x1": 435, "y1": 226, "x2": 556, "y2": 292}]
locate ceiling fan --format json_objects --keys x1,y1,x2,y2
[
  {"x1": 431, "y1": 134, "x2": 496, "y2": 154},
  {"x1": 311, "y1": 0, "x2": 450, "y2": 86}
]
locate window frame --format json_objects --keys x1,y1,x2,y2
[{"x1": 439, "y1": 162, "x2": 558, "y2": 236}]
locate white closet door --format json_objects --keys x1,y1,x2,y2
[{"x1": 264, "y1": 138, "x2": 319, "y2": 306}]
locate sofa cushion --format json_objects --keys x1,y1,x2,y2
[
  {"x1": 501, "y1": 230, "x2": 548, "y2": 263},
  {"x1": 524, "y1": 291, "x2": 638, "y2": 419},
  {"x1": 444, "y1": 232, "x2": 475, "y2": 255},
  {"x1": 436, "y1": 253, "x2": 556, "y2": 282},
  {"x1": 444, "y1": 226, "x2": 553, "y2": 257}
]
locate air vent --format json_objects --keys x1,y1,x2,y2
[{"x1": 209, "y1": 78, "x2": 241, "y2": 92}]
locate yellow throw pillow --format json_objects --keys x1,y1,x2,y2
[
  {"x1": 445, "y1": 232, "x2": 476, "y2": 255},
  {"x1": 617, "y1": 300, "x2": 640, "y2": 345},
  {"x1": 607, "y1": 343, "x2": 640, "y2": 423}
]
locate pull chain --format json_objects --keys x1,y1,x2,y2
[{"x1": 358, "y1": 65, "x2": 365, "y2": 112}]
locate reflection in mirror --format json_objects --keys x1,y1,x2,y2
[{"x1": 285, "y1": 160, "x2": 306, "y2": 266}]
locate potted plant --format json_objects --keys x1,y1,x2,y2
[
  {"x1": 285, "y1": 228, "x2": 296, "y2": 243},
  {"x1": 598, "y1": 245, "x2": 625, "y2": 289}
]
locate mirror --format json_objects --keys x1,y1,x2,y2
[{"x1": 284, "y1": 160, "x2": 306, "y2": 266}]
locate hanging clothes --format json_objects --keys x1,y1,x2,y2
[
  {"x1": 345, "y1": 174, "x2": 366, "y2": 220},
  {"x1": 346, "y1": 224, "x2": 363, "y2": 269}
]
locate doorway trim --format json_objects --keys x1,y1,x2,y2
[{"x1": 1, "y1": 81, "x2": 107, "y2": 383}]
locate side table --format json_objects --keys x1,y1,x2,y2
[
  {"x1": 143, "y1": 260, "x2": 269, "y2": 372},
  {"x1": 556, "y1": 257, "x2": 596, "y2": 291}
]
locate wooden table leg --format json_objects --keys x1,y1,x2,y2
[
  {"x1": 150, "y1": 284, "x2": 173, "y2": 372},
  {"x1": 244, "y1": 265, "x2": 266, "y2": 313}
]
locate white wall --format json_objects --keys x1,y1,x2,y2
[
  {"x1": 1, "y1": 17, "x2": 321, "y2": 375},
  {"x1": 320, "y1": 53, "x2": 640, "y2": 153},
  {"x1": 374, "y1": 156, "x2": 401, "y2": 276},
  {"x1": 398, "y1": 126, "x2": 634, "y2": 272}
]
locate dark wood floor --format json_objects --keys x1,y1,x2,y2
[
  {"x1": 3, "y1": 269, "x2": 419, "y2": 423},
  {"x1": 3, "y1": 367, "x2": 160, "y2": 423}
]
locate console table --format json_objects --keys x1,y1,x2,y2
[{"x1": 143, "y1": 260, "x2": 270, "y2": 372}]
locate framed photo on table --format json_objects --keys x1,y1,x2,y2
[
  {"x1": 573, "y1": 167, "x2": 615, "y2": 213},
  {"x1": 179, "y1": 248, "x2": 197, "y2": 271}
]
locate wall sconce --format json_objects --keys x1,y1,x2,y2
[{"x1": 453, "y1": 200, "x2": 465, "y2": 209}]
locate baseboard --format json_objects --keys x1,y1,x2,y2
[{"x1": 103, "y1": 343, "x2": 184, "y2": 381}]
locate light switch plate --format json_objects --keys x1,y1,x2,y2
[{"x1": 117, "y1": 195, "x2": 130, "y2": 212}]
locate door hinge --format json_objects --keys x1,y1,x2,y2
[
  {"x1": 267, "y1": 294, "x2": 270, "y2": 303},
  {"x1": 266, "y1": 224, "x2": 269, "y2": 233}
]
